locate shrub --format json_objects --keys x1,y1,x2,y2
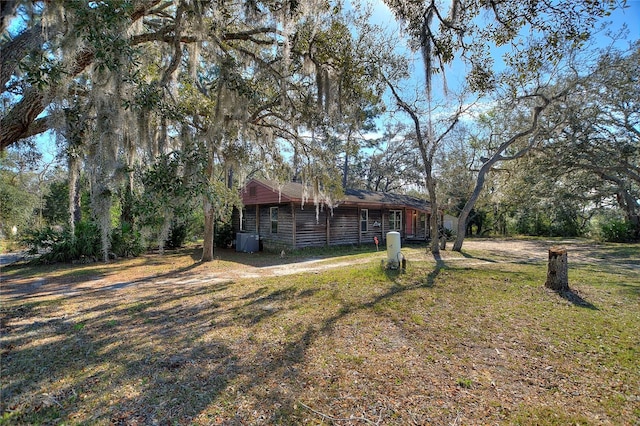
[
  {"x1": 22, "y1": 226, "x2": 64, "y2": 256},
  {"x1": 110, "y1": 222, "x2": 145, "y2": 257},
  {"x1": 166, "y1": 219, "x2": 188, "y2": 249},
  {"x1": 22, "y1": 221, "x2": 101, "y2": 263},
  {"x1": 599, "y1": 219, "x2": 633, "y2": 242},
  {"x1": 214, "y1": 221, "x2": 235, "y2": 248}
]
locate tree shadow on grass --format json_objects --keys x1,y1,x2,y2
[
  {"x1": 280, "y1": 255, "x2": 446, "y2": 365},
  {"x1": 459, "y1": 250, "x2": 499, "y2": 263},
  {"x1": 1, "y1": 257, "x2": 446, "y2": 425},
  {"x1": 557, "y1": 288, "x2": 599, "y2": 310},
  {"x1": 424, "y1": 252, "x2": 446, "y2": 287},
  {"x1": 0, "y1": 260, "x2": 210, "y2": 302},
  {"x1": 382, "y1": 251, "x2": 446, "y2": 286},
  {"x1": 616, "y1": 282, "x2": 640, "y2": 298}
]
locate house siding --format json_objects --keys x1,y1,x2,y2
[
  {"x1": 294, "y1": 206, "x2": 327, "y2": 248},
  {"x1": 417, "y1": 212, "x2": 429, "y2": 239},
  {"x1": 242, "y1": 207, "x2": 258, "y2": 233},
  {"x1": 329, "y1": 207, "x2": 359, "y2": 246},
  {"x1": 360, "y1": 208, "x2": 384, "y2": 245},
  {"x1": 258, "y1": 204, "x2": 294, "y2": 250}
]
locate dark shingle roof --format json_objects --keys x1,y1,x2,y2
[
  {"x1": 248, "y1": 179, "x2": 431, "y2": 212},
  {"x1": 344, "y1": 188, "x2": 431, "y2": 211}
]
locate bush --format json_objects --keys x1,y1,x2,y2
[
  {"x1": 166, "y1": 220, "x2": 188, "y2": 249},
  {"x1": 22, "y1": 221, "x2": 101, "y2": 263},
  {"x1": 599, "y1": 219, "x2": 633, "y2": 242},
  {"x1": 111, "y1": 222, "x2": 145, "y2": 257},
  {"x1": 441, "y1": 227, "x2": 454, "y2": 240},
  {"x1": 214, "y1": 221, "x2": 235, "y2": 248},
  {"x1": 22, "y1": 226, "x2": 62, "y2": 255}
]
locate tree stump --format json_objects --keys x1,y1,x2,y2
[{"x1": 545, "y1": 246, "x2": 569, "y2": 292}]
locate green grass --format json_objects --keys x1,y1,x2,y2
[{"x1": 1, "y1": 240, "x2": 638, "y2": 424}]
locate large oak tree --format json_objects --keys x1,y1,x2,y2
[
  {"x1": 382, "y1": 0, "x2": 621, "y2": 252},
  {"x1": 2, "y1": 1, "x2": 394, "y2": 261}
]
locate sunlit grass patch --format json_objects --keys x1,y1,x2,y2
[{"x1": 1, "y1": 240, "x2": 638, "y2": 424}]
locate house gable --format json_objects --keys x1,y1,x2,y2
[{"x1": 241, "y1": 180, "x2": 297, "y2": 205}]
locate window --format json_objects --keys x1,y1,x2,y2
[
  {"x1": 270, "y1": 207, "x2": 278, "y2": 233},
  {"x1": 360, "y1": 209, "x2": 368, "y2": 232},
  {"x1": 389, "y1": 210, "x2": 402, "y2": 231}
]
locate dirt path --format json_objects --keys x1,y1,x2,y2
[
  {"x1": 1, "y1": 239, "x2": 637, "y2": 303},
  {"x1": 0, "y1": 252, "x2": 25, "y2": 266},
  {"x1": 455, "y1": 238, "x2": 581, "y2": 263}
]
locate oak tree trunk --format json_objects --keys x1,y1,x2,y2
[{"x1": 202, "y1": 198, "x2": 215, "y2": 262}]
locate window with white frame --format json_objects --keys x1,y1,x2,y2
[
  {"x1": 389, "y1": 210, "x2": 402, "y2": 231},
  {"x1": 360, "y1": 209, "x2": 368, "y2": 232},
  {"x1": 270, "y1": 207, "x2": 278, "y2": 233}
]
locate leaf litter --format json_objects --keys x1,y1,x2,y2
[{"x1": 1, "y1": 240, "x2": 638, "y2": 424}]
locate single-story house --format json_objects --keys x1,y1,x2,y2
[{"x1": 232, "y1": 179, "x2": 440, "y2": 250}]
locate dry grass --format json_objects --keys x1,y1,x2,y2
[{"x1": 1, "y1": 241, "x2": 639, "y2": 425}]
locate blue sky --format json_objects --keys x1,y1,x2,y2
[
  {"x1": 367, "y1": 0, "x2": 639, "y2": 45},
  {"x1": 369, "y1": 0, "x2": 639, "y2": 88},
  {"x1": 359, "y1": 0, "x2": 640, "y2": 134}
]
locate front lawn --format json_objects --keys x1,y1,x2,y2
[{"x1": 1, "y1": 241, "x2": 638, "y2": 424}]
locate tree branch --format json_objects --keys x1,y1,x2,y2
[
  {"x1": 0, "y1": 1, "x2": 162, "y2": 150},
  {"x1": 0, "y1": 23, "x2": 45, "y2": 88}
]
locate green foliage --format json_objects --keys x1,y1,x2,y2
[
  {"x1": 43, "y1": 180, "x2": 69, "y2": 226},
  {"x1": 214, "y1": 221, "x2": 235, "y2": 248},
  {"x1": 22, "y1": 221, "x2": 101, "y2": 264},
  {"x1": 441, "y1": 227, "x2": 454, "y2": 239},
  {"x1": 0, "y1": 175, "x2": 37, "y2": 234},
  {"x1": 135, "y1": 152, "x2": 202, "y2": 245},
  {"x1": 23, "y1": 219, "x2": 147, "y2": 263},
  {"x1": 20, "y1": 49, "x2": 64, "y2": 90},
  {"x1": 0, "y1": 153, "x2": 41, "y2": 235},
  {"x1": 597, "y1": 219, "x2": 634, "y2": 243},
  {"x1": 188, "y1": 208, "x2": 205, "y2": 240},
  {"x1": 535, "y1": 43, "x2": 640, "y2": 240},
  {"x1": 507, "y1": 208, "x2": 551, "y2": 236},
  {"x1": 548, "y1": 208, "x2": 583, "y2": 237},
  {"x1": 203, "y1": 178, "x2": 243, "y2": 224},
  {"x1": 110, "y1": 221, "x2": 145, "y2": 257},
  {"x1": 166, "y1": 219, "x2": 188, "y2": 249},
  {"x1": 72, "y1": 0, "x2": 135, "y2": 73},
  {"x1": 456, "y1": 377, "x2": 473, "y2": 389},
  {"x1": 502, "y1": 197, "x2": 589, "y2": 239},
  {"x1": 22, "y1": 227, "x2": 60, "y2": 255}
]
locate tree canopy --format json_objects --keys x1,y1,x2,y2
[
  {"x1": 1, "y1": 0, "x2": 396, "y2": 260},
  {"x1": 2, "y1": 0, "x2": 637, "y2": 261}
]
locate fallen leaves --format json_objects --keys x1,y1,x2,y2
[{"x1": 1, "y1": 242, "x2": 638, "y2": 424}]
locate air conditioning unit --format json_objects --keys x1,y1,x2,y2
[{"x1": 236, "y1": 233, "x2": 259, "y2": 253}]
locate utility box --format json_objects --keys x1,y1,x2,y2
[
  {"x1": 236, "y1": 233, "x2": 259, "y2": 253},
  {"x1": 386, "y1": 231, "x2": 401, "y2": 268}
]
